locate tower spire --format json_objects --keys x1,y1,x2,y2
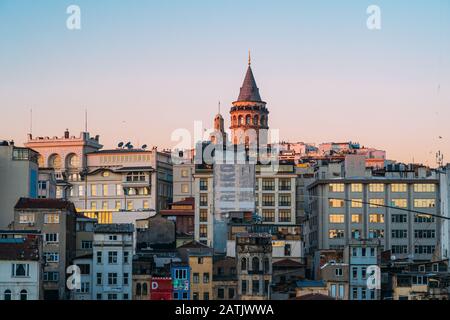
[{"x1": 248, "y1": 50, "x2": 251, "y2": 66}]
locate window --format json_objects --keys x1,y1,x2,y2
[
  {"x1": 391, "y1": 199, "x2": 407, "y2": 208},
  {"x1": 414, "y1": 184, "x2": 435, "y2": 193},
  {"x1": 103, "y1": 185, "x2": 109, "y2": 196},
  {"x1": 193, "y1": 273, "x2": 199, "y2": 284},
  {"x1": 414, "y1": 199, "x2": 435, "y2": 208},
  {"x1": 123, "y1": 273, "x2": 129, "y2": 285},
  {"x1": 200, "y1": 194, "x2": 208, "y2": 206},
  {"x1": 351, "y1": 199, "x2": 363, "y2": 208},
  {"x1": 102, "y1": 201, "x2": 108, "y2": 210},
  {"x1": 262, "y1": 209, "x2": 275, "y2": 222},
  {"x1": 90, "y1": 202, "x2": 97, "y2": 210},
  {"x1": 96, "y1": 252, "x2": 102, "y2": 264},
  {"x1": 108, "y1": 251, "x2": 118, "y2": 264},
  {"x1": 279, "y1": 210, "x2": 291, "y2": 222},
  {"x1": 415, "y1": 230, "x2": 436, "y2": 239},
  {"x1": 116, "y1": 185, "x2": 123, "y2": 196},
  {"x1": 124, "y1": 251, "x2": 130, "y2": 264},
  {"x1": 352, "y1": 267, "x2": 358, "y2": 279},
  {"x1": 369, "y1": 229, "x2": 384, "y2": 239},
  {"x1": 181, "y1": 184, "x2": 189, "y2": 193},
  {"x1": 432, "y1": 264, "x2": 439, "y2": 272},
  {"x1": 329, "y1": 183, "x2": 344, "y2": 192},
  {"x1": 414, "y1": 245, "x2": 435, "y2": 254},
  {"x1": 335, "y1": 268, "x2": 343, "y2": 277},
  {"x1": 241, "y1": 280, "x2": 247, "y2": 295},
  {"x1": 44, "y1": 213, "x2": 59, "y2": 224},
  {"x1": 329, "y1": 214, "x2": 345, "y2": 223},
  {"x1": 78, "y1": 282, "x2": 90, "y2": 293},
  {"x1": 193, "y1": 292, "x2": 199, "y2": 300},
  {"x1": 78, "y1": 264, "x2": 90, "y2": 275},
  {"x1": 127, "y1": 201, "x2": 133, "y2": 210},
  {"x1": 391, "y1": 184, "x2": 407, "y2": 192},
  {"x1": 330, "y1": 284, "x2": 337, "y2": 297},
  {"x1": 352, "y1": 248, "x2": 358, "y2": 257},
  {"x1": 143, "y1": 200, "x2": 149, "y2": 209},
  {"x1": 108, "y1": 273, "x2": 117, "y2": 285},
  {"x1": 199, "y1": 209, "x2": 208, "y2": 222},
  {"x1": 369, "y1": 214, "x2": 384, "y2": 223},
  {"x1": 351, "y1": 214, "x2": 362, "y2": 223},
  {"x1": 12, "y1": 263, "x2": 29, "y2": 277},
  {"x1": 352, "y1": 229, "x2": 361, "y2": 239},
  {"x1": 45, "y1": 233, "x2": 59, "y2": 243},
  {"x1": 97, "y1": 293, "x2": 102, "y2": 300},
  {"x1": 218, "y1": 288, "x2": 225, "y2": 299},
  {"x1": 329, "y1": 229, "x2": 344, "y2": 239},
  {"x1": 181, "y1": 169, "x2": 189, "y2": 178},
  {"x1": 264, "y1": 258, "x2": 270, "y2": 272},
  {"x1": 361, "y1": 267, "x2": 367, "y2": 279},
  {"x1": 392, "y1": 214, "x2": 407, "y2": 223},
  {"x1": 252, "y1": 280, "x2": 260, "y2": 294},
  {"x1": 203, "y1": 273, "x2": 210, "y2": 283},
  {"x1": 368, "y1": 198, "x2": 384, "y2": 207},
  {"x1": 279, "y1": 179, "x2": 291, "y2": 191},
  {"x1": 200, "y1": 179, "x2": 208, "y2": 191},
  {"x1": 351, "y1": 184, "x2": 363, "y2": 192},
  {"x1": 123, "y1": 293, "x2": 129, "y2": 300},
  {"x1": 241, "y1": 257, "x2": 248, "y2": 271},
  {"x1": 262, "y1": 194, "x2": 275, "y2": 206},
  {"x1": 107, "y1": 293, "x2": 118, "y2": 300},
  {"x1": 339, "y1": 285, "x2": 344, "y2": 298},
  {"x1": 392, "y1": 245, "x2": 408, "y2": 254},
  {"x1": 44, "y1": 252, "x2": 59, "y2": 263},
  {"x1": 369, "y1": 184, "x2": 384, "y2": 192},
  {"x1": 203, "y1": 292, "x2": 210, "y2": 300},
  {"x1": 96, "y1": 273, "x2": 102, "y2": 285},
  {"x1": 126, "y1": 172, "x2": 146, "y2": 182},
  {"x1": 4, "y1": 290, "x2": 11, "y2": 301},
  {"x1": 81, "y1": 240, "x2": 92, "y2": 250},
  {"x1": 20, "y1": 289, "x2": 28, "y2": 301},
  {"x1": 43, "y1": 271, "x2": 59, "y2": 282},
  {"x1": 392, "y1": 229, "x2": 408, "y2": 238},
  {"x1": 262, "y1": 179, "x2": 275, "y2": 191},
  {"x1": 229, "y1": 288, "x2": 235, "y2": 299},
  {"x1": 278, "y1": 194, "x2": 291, "y2": 206},
  {"x1": 91, "y1": 185, "x2": 97, "y2": 196},
  {"x1": 415, "y1": 214, "x2": 434, "y2": 223},
  {"x1": 329, "y1": 199, "x2": 344, "y2": 208},
  {"x1": 199, "y1": 225, "x2": 208, "y2": 238}
]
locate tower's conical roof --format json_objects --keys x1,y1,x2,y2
[{"x1": 237, "y1": 65, "x2": 262, "y2": 102}]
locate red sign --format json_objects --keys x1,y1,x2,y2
[{"x1": 150, "y1": 277, "x2": 173, "y2": 300}]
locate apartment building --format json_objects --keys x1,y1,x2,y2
[
  {"x1": 236, "y1": 233, "x2": 272, "y2": 300},
  {"x1": 0, "y1": 140, "x2": 39, "y2": 228},
  {"x1": 306, "y1": 159, "x2": 440, "y2": 262},
  {"x1": 92, "y1": 224, "x2": 134, "y2": 300},
  {"x1": 0, "y1": 231, "x2": 43, "y2": 300},
  {"x1": 12, "y1": 198, "x2": 77, "y2": 300}
]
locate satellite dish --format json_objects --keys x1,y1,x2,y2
[
  {"x1": 142, "y1": 144, "x2": 147, "y2": 149},
  {"x1": 118, "y1": 142, "x2": 124, "y2": 148}
]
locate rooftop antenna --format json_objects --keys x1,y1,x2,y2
[
  {"x1": 29, "y1": 108, "x2": 33, "y2": 135},
  {"x1": 84, "y1": 108, "x2": 88, "y2": 132}
]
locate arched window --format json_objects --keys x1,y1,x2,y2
[
  {"x1": 245, "y1": 136, "x2": 250, "y2": 146},
  {"x1": 20, "y1": 289, "x2": 27, "y2": 301},
  {"x1": 245, "y1": 115, "x2": 251, "y2": 125},
  {"x1": 66, "y1": 153, "x2": 80, "y2": 168},
  {"x1": 241, "y1": 258, "x2": 247, "y2": 271},
  {"x1": 4, "y1": 289, "x2": 11, "y2": 301},
  {"x1": 264, "y1": 258, "x2": 270, "y2": 273},
  {"x1": 233, "y1": 116, "x2": 237, "y2": 126},
  {"x1": 252, "y1": 257, "x2": 260, "y2": 271},
  {"x1": 253, "y1": 115, "x2": 259, "y2": 126},
  {"x1": 136, "y1": 283, "x2": 142, "y2": 296},
  {"x1": 142, "y1": 283, "x2": 148, "y2": 296},
  {"x1": 238, "y1": 115, "x2": 243, "y2": 125},
  {"x1": 48, "y1": 154, "x2": 62, "y2": 170},
  {"x1": 260, "y1": 116, "x2": 266, "y2": 127}
]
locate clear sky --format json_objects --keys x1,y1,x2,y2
[{"x1": 1, "y1": 0, "x2": 449, "y2": 166}]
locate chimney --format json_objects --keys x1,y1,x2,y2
[{"x1": 64, "y1": 129, "x2": 70, "y2": 139}]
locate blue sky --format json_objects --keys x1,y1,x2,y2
[{"x1": 0, "y1": 0, "x2": 449, "y2": 165}]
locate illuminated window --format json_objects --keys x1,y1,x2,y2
[
  {"x1": 103, "y1": 185, "x2": 109, "y2": 196},
  {"x1": 351, "y1": 184, "x2": 363, "y2": 193},
  {"x1": 369, "y1": 214, "x2": 384, "y2": 223},
  {"x1": 369, "y1": 199, "x2": 384, "y2": 207},
  {"x1": 262, "y1": 210, "x2": 275, "y2": 222},
  {"x1": 329, "y1": 199, "x2": 344, "y2": 208},
  {"x1": 44, "y1": 214, "x2": 59, "y2": 224},
  {"x1": 414, "y1": 184, "x2": 435, "y2": 193},
  {"x1": 181, "y1": 169, "x2": 189, "y2": 178},
  {"x1": 143, "y1": 200, "x2": 149, "y2": 209},
  {"x1": 116, "y1": 185, "x2": 122, "y2": 196},
  {"x1": 351, "y1": 214, "x2": 362, "y2": 223},
  {"x1": 329, "y1": 214, "x2": 345, "y2": 224},
  {"x1": 329, "y1": 229, "x2": 344, "y2": 239},
  {"x1": 200, "y1": 209, "x2": 208, "y2": 222},
  {"x1": 262, "y1": 179, "x2": 275, "y2": 191},
  {"x1": 369, "y1": 229, "x2": 384, "y2": 239},
  {"x1": 329, "y1": 184, "x2": 344, "y2": 193},
  {"x1": 181, "y1": 184, "x2": 189, "y2": 193},
  {"x1": 391, "y1": 184, "x2": 407, "y2": 193},
  {"x1": 351, "y1": 199, "x2": 363, "y2": 208},
  {"x1": 278, "y1": 194, "x2": 291, "y2": 206},
  {"x1": 127, "y1": 201, "x2": 133, "y2": 210},
  {"x1": 91, "y1": 185, "x2": 97, "y2": 196},
  {"x1": 199, "y1": 225, "x2": 208, "y2": 238},
  {"x1": 102, "y1": 201, "x2": 108, "y2": 210},
  {"x1": 262, "y1": 194, "x2": 275, "y2": 207},
  {"x1": 115, "y1": 201, "x2": 121, "y2": 210},
  {"x1": 200, "y1": 194, "x2": 208, "y2": 206},
  {"x1": 91, "y1": 202, "x2": 97, "y2": 210},
  {"x1": 279, "y1": 210, "x2": 291, "y2": 222},
  {"x1": 391, "y1": 199, "x2": 407, "y2": 208},
  {"x1": 369, "y1": 184, "x2": 384, "y2": 193},
  {"x1": 414, "y1": 199, "x2": 435, "y2": 208}
]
